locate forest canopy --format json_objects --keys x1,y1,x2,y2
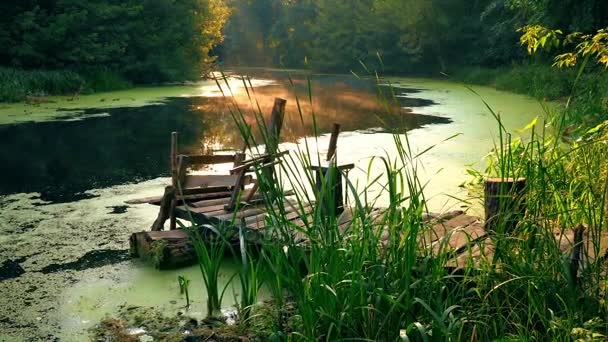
[
  {"x1": 0, "y1": 0, "x2": 230, "y2": 83},
  {"x1": 220, "y1": 0, "x2": 608, "y2": 73},
  {"x1": 1, "y1": 0, "x2": 607, "y2": 84}
]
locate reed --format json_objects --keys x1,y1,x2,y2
[
  {"x1": 178, "y1": 275, "x2": 191, "y2": 308},
  {"x1": 180, "y1": 220, "x2": 233, "y2": 318}
]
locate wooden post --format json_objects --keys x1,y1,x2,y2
[
  {"x1": 151, "y1": 186, "x2": 175, "y2": 231},
  {"x1": 262, "y1": 98, "x2": 286, "y2": 182},
  {"x1": 225, "y1": 99, "x2": 286, "y2": 212},
  {"x1": 234, "y1": 152, "x2": 246, "y2": 167},
  {"x1": 170, "y1": 132, "x2": 179, "y2": 231},
  {"x1": 484, "y1": 177, "x2": 526, "y2": 233},
  {"x1": 569, "y1": 224, "x2": 585, "y2": 287},
  {"x1": 326, "y1": 123, "x2": 340, "y2": 162},
  {"x1": 266, "y1": 98, "x2": 286, "y2": 155},
  {"x1": 314, "y1": 124, "x2": 346, "y2": 216}
]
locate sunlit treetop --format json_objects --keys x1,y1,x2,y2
[{"x1": 518, "y1": 25, "x2": 608, "y2": 68}]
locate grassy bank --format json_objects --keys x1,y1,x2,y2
[
  {"x1": 0, "y1": 67, "x2": 132, "y2": 103},
  {"x1": 452, "y1": 64, "x2": 608, "y2": 126}
]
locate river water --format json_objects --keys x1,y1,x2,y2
[{"x1": 0, "y1": 70, "x2": 547, "y2": 340}]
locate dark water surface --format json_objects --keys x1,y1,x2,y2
[{"x1": 0, "y1": 72, "x2": 448, "y2": 203}]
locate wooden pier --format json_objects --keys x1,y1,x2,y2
[
  {"x1": 129, "y1": 97, "x2": 351, "y2": 268},
  {"x1": 128, "y1": 98, "x2": 608, "y2": 273}
]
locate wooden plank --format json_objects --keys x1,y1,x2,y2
[
  {"x1": 183, "y1": 174, "x2": 252, "y2": 189},
  {"x1": 213, "y1": 206, "x2": 268, "y2": 222},
  {"x1": 190, "y1": 196, "x2": 236, "y2": 208},
  {"x1": 431, "y1": 222, "x2": 487, "y2": 255},
  {"x1": 245, "y1": 213, "x2": 270, "y2": 228},
  {"x1": 184, "y1": 200, "x2": 264, "y2": 216},
  {"x1": 178, "y1": 190, "x2": 232, "y2": 201},
  {"x1": 246, "y1": 202, "x2": 313, "y2": 231},
  {"x1": 190, "y1": 203, "x2": 231, "y2": 214},
  {"x1": 189, "y1": 189, "x2": 261, "y2": 208},
  {"x1": 420, "y1": 214, "x2": 479, "y2": 246},
  {"x1": 180, "y1": 154, "x2": 237, "y2": 166},
  {"x1": 229, "y1": 150, "x2": 290, "y2": 174},
  {"x1": 126, "y1": 196, "x2": 163, "y2": 205},
  {"x1": 448, "y1": 238, "x2": 494, "y2": 269}
]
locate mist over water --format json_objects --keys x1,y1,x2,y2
[{"x1": 0, "y1": 71, "x2": 448, "y2": 202}]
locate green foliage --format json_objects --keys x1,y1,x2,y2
[
  {"x1": 222, "y1": 0, "x2": 498, "y2": 72},
  {"x1": 234, "y1": 226, "x2": 263, "y2": 324},
  {"x1": 1, "y1": 0, "x2": 230, "y2": 84},
  {"x1": 509, "y1": 0, "x2": 608, "y2": 33},
  {"x1": 0, "y1": 67, "x2": 85, "y2": 102},
  {"x1": 220, "y1": 0, "x2": 606, "y2": 73},
  {"x1": 81, "y1": 68, "x2": 132, "y2": 93},
  {"x1": 518, "y1": 25, "x2": 608, "y2": 69},
  {"x1": 183, "y1": 221, "x2": 233, "y2": 318},
  {"x1": 150, "y1": 240, "x2": 168, "y2": 269}
]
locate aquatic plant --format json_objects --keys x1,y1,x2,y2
[
  {"x1": 149, "y1": 240, "x2": 167, "y2": 269},
  {"x1": 233, "y1": 226, "x2": 263, "y2": 324},
  {"x1": 180, "y1": 220, "x2": 233, "y2": 318},
  {"x1": 178, "y1": 275, "x2": 191, "y2": 308}
]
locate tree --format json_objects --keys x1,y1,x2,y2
[{"x1": 2, "y1": 0, "x2": 230, "y2": 83}]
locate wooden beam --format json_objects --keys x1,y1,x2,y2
[
  {"x1": 150, "y1": 186, "x2": 174, "y2": 231},
  {"x1": 183, "y1": 174, "x2": 252, "y2": 189}
]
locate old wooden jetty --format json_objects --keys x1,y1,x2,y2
[
  {"x1": 129, "y1": 98, "x2": 359, "y2": 268},
  {"x1": 128, "y1": 98, "x2": 608, "y2": 273}
]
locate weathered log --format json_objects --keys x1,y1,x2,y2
[
  {"x1": 130, "y1": 228, "x2": 246, "y2": 269},
  {"x1": 484, "y1": 177, "x2": 526, "y2": 233},
  {"x1": 130, "y1": 230, "x2": 197, "y2": 269}
]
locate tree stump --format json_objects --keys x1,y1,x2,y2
[{"x1": 484, "y1": 177, "x2": 526, "y2": 233}]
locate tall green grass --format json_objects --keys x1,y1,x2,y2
[
  {"x1": 0, "y1": 67, "x2": 132, "y2": 102},
  {"x1": 0, "y1": 67, "x2": 85, "y2": 102},
  {"x1": 181, "y1": 220, "x2": 234, "y2": 318},
  {"x1": 182, "y1": 70, "x2": 607, "y2": 340}
]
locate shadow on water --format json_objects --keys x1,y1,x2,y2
[
  {"x1": 40, "y1": 249, "x2": 131, "y2": 274},
  {"x1": 0, "y1": 73, "x2": 449, "y2": 203}
]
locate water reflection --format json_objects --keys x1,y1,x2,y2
[{"x1": 0, "y1": 73, "x2": 449, "y2": 202}]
